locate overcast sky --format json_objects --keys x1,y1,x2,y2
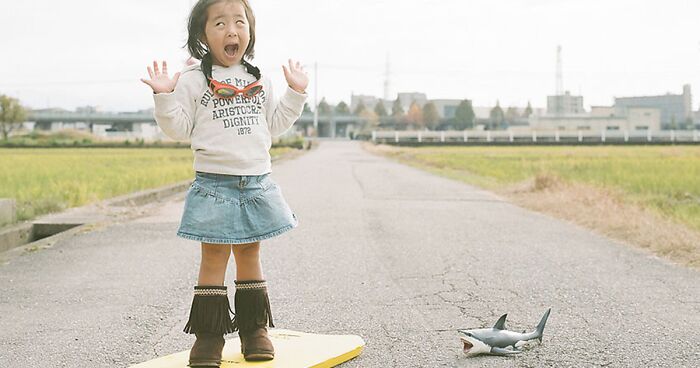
[{"x1": 1, "y1": 0, "x2": 699, "y2": 111}]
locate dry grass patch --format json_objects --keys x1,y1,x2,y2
[{"x1": 503, "y1": 173, "x2": 700, "y2": 268}]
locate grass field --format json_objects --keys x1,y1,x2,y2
[
  {"x1": 0, "y1": 147, "x2": 292, "y2": 222},
  {"x1": 372, "y1": 145, "x2": 700, "y2": 232}
]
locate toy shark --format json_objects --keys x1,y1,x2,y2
[{"x1": 458, "y1": 308, "x2": 551, "y2": 356}]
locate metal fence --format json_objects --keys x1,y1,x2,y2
[{"x1": 372, "y1": 130, "x2": 700, "y2": 145}]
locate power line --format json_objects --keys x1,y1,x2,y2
[
  {"x1": 2, "y1": 79, "x2": 137, "y2": 87},
  {"x1": 0, "y1": 64, "x2": 564, "y2": 90}
]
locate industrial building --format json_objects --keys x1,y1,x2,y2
[
  {"x1": 614, "y1": 84, "x2": 692, "y2": 126},
  {"x1": 547, "y1": 91, "x2": 585, "y2": 115},
  {"x1": 530, "y1": 106, "x2": 661, "y2": 132}
]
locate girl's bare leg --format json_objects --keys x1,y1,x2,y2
[
  {"x1": 197, "y1": 242, "x2": 232, "y2": 286},
  {"x1": 231, "y1": 242, "x2": 263, "y2": 280}
]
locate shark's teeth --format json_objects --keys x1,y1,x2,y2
[{"x1": 461, "y1": 338, "x2": 473, "y2": 353}]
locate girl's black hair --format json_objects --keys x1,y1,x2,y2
[{"x1": 186, "y1": 0, "x2": 261, "y2": 82}]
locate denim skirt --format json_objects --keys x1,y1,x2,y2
[{"x1": 176, "y1": 171, "x2": 298, "y2": 244}]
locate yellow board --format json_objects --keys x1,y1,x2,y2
[{"x1": 130, "y1": 329, "x2": 365, "y2": 368}]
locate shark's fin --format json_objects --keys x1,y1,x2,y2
[
  {"x1": 493, "y1": 313, "x2": 508, "y2": 330},
  {"x1": 490, "y1": 347, "x2": 521, "y2": 356},
  {"x1": 534, "y1": 308, "x2": 552, "y2": 342}
]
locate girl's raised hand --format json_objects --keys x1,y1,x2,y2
[
  {"x1": 282, "y1": 59, "x2": 308, "y2": 94},
  {"x1": 140, "y1": 61, "x2": 181, "y2": 94}
]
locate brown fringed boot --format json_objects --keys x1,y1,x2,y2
[
  {"x1": 233, "y1": 280, "x2": 275, "y2": 361},
  {"x1": 183, "y1": 285, "x2": 237, "y2": 367}
]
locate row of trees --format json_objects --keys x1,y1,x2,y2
[
  {"x1": 307, "y1": 97, "x2": 534, "y2": 130},
  {"x1": 667, "y1": 117, "x2": 696, "y2": 130}
]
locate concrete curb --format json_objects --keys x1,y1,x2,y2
[
  {"x1": 0, "y1": 199, "x2": 16, "y2": 227},
  {"x1": 0, "y1": 222, "x2": 33, "y2": 254},
  {"x1": 0, "y1": 223, "x2": 95, "y2": 265},
  {"x1": 106, "y1": 180, "x2": 192, "y2": 207},
  {"x1": 0, "y1": 179, "x2": 191, "y2": 260}
]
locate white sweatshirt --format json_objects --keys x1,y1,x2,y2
[{"x1": 152, "y1": 63, "x2": 307, "y2": 175}]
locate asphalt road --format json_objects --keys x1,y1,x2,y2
[{"x1": 1, "y1": 140, "x2": 698, "y2": 367}]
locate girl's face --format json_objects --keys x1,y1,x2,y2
[{"x1": 203, "y1": 0, "x2": 251, "y2": 67}]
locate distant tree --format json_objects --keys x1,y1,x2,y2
[
  {"x1": 374, "y1": 101, "x2": 388, "y2": 117},
  {"x1": 355, "y1": 109, "x2": 380, "y2": 138},
  {"x1": 0, "y1": 95, "x2": 27, "y2": 141},
  {"x1": 505, "y1": 106, "x2": 519, "y2": 124},
  {"x1": 353, "y1": 100, "x2": 366, "y2": 116},
  {"x1": 453, "y1": 99, "x2": 475, "y2": 130},
  {"x1": 391, "y1": 98, "x2": 407, "y2": 129},
  {"x1": 335, "y1": 101, "x2": 350, "y2": 114},
  {"x1": 406, "y1": 101, "x2": 423, "y2": 129},
  {"x1": 360, "y1": 109, "x2": 379, "y2": 127},
  {"x1": 489, "y1": 101, "x2": 505, "y2": 130},
  {"x1": 303, "y1": 102, "x2": 312, "y2": 114},
  {"x1": 422, "y1": 102, "x2": 440, "y2": 130},
  {"x1": 522, "y1": 101, "x2": 533, "y2": 118},
  {"x1": 391, "y1": 97, "x2": 404, "y2": 117},
  {"x1": 318, "y1": 98, "x2": 331, "y2": 115},
  {"x1": 669, "y1": 115, "x2": 677, "y2": 130},
  {"x1": 359, "y1": 109, "x2": 379, "y2": 134},
  {"x1": 684, "y1": 117, "x2": 694, "y2": 130}
]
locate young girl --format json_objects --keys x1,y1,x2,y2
[{"x1": 140, "y1": 0, "x2": 308, "y2": 365}]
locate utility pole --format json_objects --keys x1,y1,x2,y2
[
  {"x1": 556, "y1": 45, "x2": 563, "y2": 96},
  {"x1": 313, "y1": 62, "x2": 318, "y2": 136},
  {"x1": 384, "y1": 53, "x2": 392, "y2": 101},
  {"x1": 555, "y1": 45, "x2": 564, "y2": 117}
]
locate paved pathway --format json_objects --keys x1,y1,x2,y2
[{"x1": 1, "y1": 141, "x2": 698, "y2": 367}]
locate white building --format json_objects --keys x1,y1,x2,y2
[
  {"x1": 530, "y1": 106, "x2": 661, "y2": 132},
  {"x1": 397, "y1": 92, "x2": 427, "y2": 110},
  {"x1": 349, "y1": 94, "x2": 379, "y2": 113},
  {"x1": 615, "y1": 84, "x2": 692, "y2": 125},
  {"x1": 547, "y1": 91, "x2": 584, "y2": 115},
  {"x1": 351, "y1": 92, "x2": 430, "y2": 115},
  {"x1": 430, "y1": 99, "x2": 462, "y2": 119}
]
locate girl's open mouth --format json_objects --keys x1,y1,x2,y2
[{"x1": 224, "y1": 44, "x2": 239, "y2": 58}]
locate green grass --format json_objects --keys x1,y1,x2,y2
[
  {"x1": 0, "y1": 147, "x2": 292, "y2": 222},
  {"x1": 378, "y1": 145, "x2": 700, "y2": 231}
]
